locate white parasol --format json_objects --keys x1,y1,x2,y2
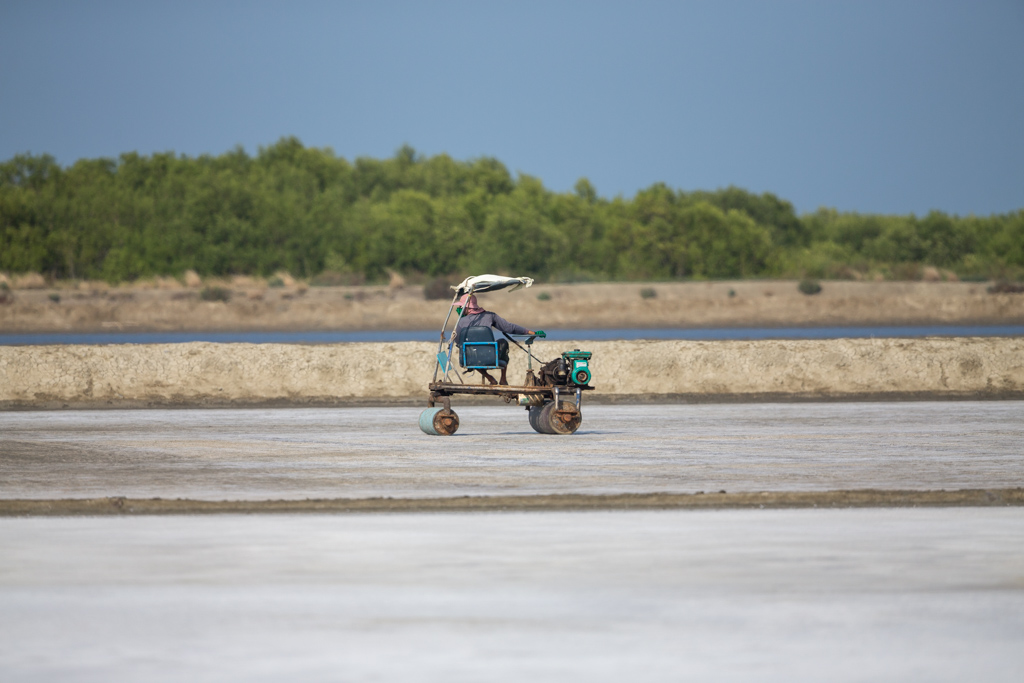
[{"x1": 451, "y1": 274, "x2": 534, "y2": 296}]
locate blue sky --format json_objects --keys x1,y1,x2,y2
[{"x1": 1, "y1": 0, "x2": 1021, "y2": 215}]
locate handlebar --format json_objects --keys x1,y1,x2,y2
[{"x1": 510, "y1": 330, "x2": 545, "y2": 345}]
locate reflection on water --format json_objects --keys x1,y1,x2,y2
[{"x1": 1, "y1": 325, "x2": 1022, "y2": 345}]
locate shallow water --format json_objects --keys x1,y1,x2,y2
[{"x1": 2, "y1": 324, "x2": 1023, "y2": 345}]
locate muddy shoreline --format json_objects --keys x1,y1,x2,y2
[
  {"x1": 3, "y1": 390, "x2": 1023, "y2": 411},
  {"x1": 3, "y1": 280, "x2": 1022, "y2": 333},
  {"x1": 2, "y1": 489, "x2": 1021, "y2": 516}
]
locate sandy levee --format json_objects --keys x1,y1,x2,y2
[{"x1": 2, "y1": 337, "x2": 1022, "y2": 409}]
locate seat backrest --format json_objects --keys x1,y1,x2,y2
[
  {"x1": 461, "y1": 326, "x2": 498, "y2": 368},
  {"x1": 464, "y1": 326, "x2": 495, "y2": 343}
]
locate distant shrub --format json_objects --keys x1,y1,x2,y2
[
  {"x1": 423, "y1": 277, "x2": 452, "y2": 300},
  {"x1": 14, "y1": 272, "x2": 47, "y2": 289},
  {"x1": 308, "y1": 273, "x2": 336, "y2": 286},
  {"x1": 988, "y1": 281, "x2": 1024, "y2": 294},
  {"x1": 798, "y1": 279, "x2": 822, "y2": 295},
  {"x1": 48, "y1": 293, "x2": 61, "y2": 303},
  {"x1": 639, "y1": 287, "x2": 657, "y2": 299},
  {"x1": 536, "y1": 291, "x2": 552, "y2": 301},
  {"x1": 0, "y1": 281, "x2": 9, "y2": 291},
  {"x1": 889, "y1": 263, "x2": 923, "y2": 281},
  {"x1": 200, "y1": 286, "x2": 231, "y2": 302},
  {"x1": 310, "y1": 270, "x2": 364, "y2": 287},
  {"x1": 728, "y1": 288, "x2": 736, "y2": 298},
  {"x1": 267, "y1": 276, "x2": 285, "y2": 288},
  {"x1": 550, "y1": 271, "x2": 596, "y2": 283}
]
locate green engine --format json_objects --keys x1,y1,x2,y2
[{"x1": 562, "y1": 349, "x2": 593, "y2": 386}]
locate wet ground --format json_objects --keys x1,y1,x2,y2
[
  {"x1": 2, "y1": 509, "x2": 1023, "y2": 681},
  {"x1": 2, "y1": 402, "x2": 1023, "y2": 501},
  {"x1": 2, "y1": 402, "x2": 1023, "y2": 680}
]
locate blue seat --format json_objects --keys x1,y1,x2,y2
[{"x1": 460, "y1": 326, "x2": 507, "y2": 369}]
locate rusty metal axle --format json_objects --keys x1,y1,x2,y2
[{"x1": 428, "y1": 381, "x2": 592, "y2": 398}]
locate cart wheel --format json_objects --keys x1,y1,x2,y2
[
  {"x1": 419, "y1": 406, "x2": 460, "y2": 435},
  {"x1": 528, "y1": 404, "x2": 553, "y2": 434},
  {"x1": 547, "y1": 401, "x2": 582, "y2": 435},
  {"x1": 532, "y1": 401, "x2": 581, "y2": 435}
]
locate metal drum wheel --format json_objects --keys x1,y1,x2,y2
[
  {"x1": 419, "y1": 406, "x2": 460, "y2": 436},
  {"x1": 528, "y1": 404, "x2": 553, "y2": 434},
  {"x1": 529, "y1": 400, "x2": 582, "y2": 435}
]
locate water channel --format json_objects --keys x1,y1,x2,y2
[{"x1": 2, "y1": 324, "x2": 1022, "y2": 345}]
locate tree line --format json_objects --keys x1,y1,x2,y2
[{"x1": 1, "y1": 137, "x2": 1021, "y2": 284}]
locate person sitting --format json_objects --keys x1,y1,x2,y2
[{"x1": 453, "y1": 294, "x2": 537, "y2": 385}]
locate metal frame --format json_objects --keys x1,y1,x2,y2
[
  {"x1": 427, "y1": 381, "x2": 592, "y2": 408},
  {"x1": 432, "y1": 291, "x2": 467, "y2": 384}
]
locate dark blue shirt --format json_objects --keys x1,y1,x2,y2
[{"x1": 454, "y1": 311, "x2": 529, "y2": 345}]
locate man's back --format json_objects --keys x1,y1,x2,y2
[{"x1": 454, "y1": 311, "x2": 528, "y2": 344}]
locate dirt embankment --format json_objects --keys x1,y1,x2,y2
[
  {"x1": 2, "y1": 489, "x2": 1021, "y2": 516},
  {"x1": 2, "y1": 337, "x2": 1021, "y2": 409},
  {"x1": 2, "y1": 280, "x2": 1022, "y2": 333}
]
